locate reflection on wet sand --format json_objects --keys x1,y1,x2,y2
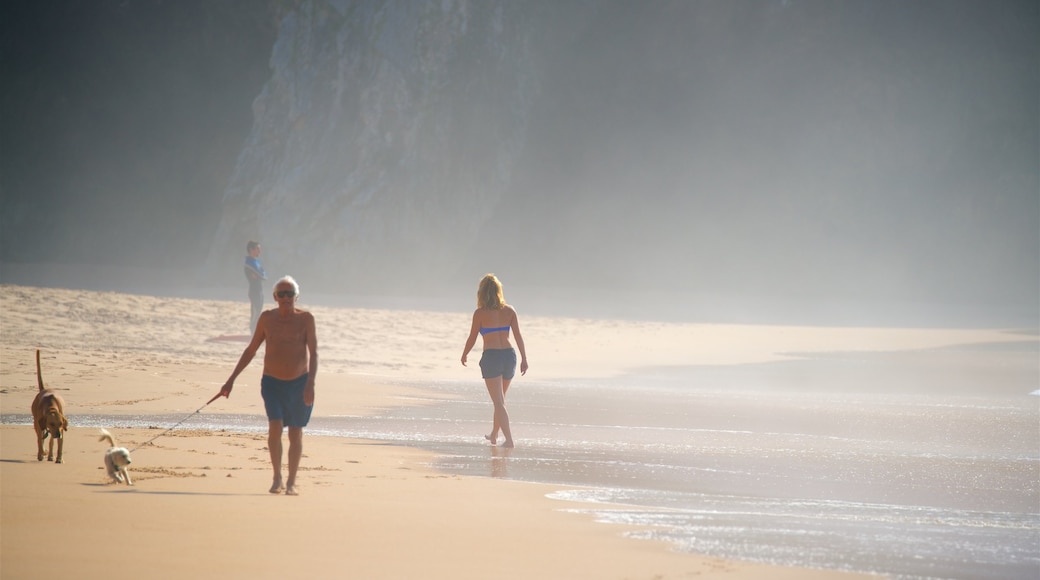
[{"x1": 490, "y1": 445, "x2": 510, "y2": 478}]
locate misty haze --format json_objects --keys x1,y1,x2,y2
[
  {"x1": 1, "y1": 0, "x2": 1036, "y2": 326},
  {"x1": 1, "y1": 2, "x2": 1038, "y2": 579}
]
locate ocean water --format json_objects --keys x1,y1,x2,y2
[
  {"x1": 11, "y1": 368, "x2": 1038, "y2": 579},
  {"x1": 339, "y1": 374, "x2": 1039, "y2": 580}
]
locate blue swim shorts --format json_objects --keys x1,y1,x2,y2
[
  {"x1": 479, "y1": 348, "x2": 517, "y2": 380},
  {"x1": 260, "y1": 374, "x2": 313, "y2": 427}
]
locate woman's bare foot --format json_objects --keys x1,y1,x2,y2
[
  {"x1": 484, "y1": 434, "x2": 497, "y2": 445},
  {"x1": 501, "y1": 440, "x2": 514, "y2": 449},
  {"x1": 285, "y1": 485, "x2": 298, "y2": 496},
  {"x1": 269, "y1": 479, "x2": 285, "y2": 494}
]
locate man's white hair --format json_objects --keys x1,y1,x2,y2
[{"x1": 275, "y1": 275, "x2": 300, "y2": 297}]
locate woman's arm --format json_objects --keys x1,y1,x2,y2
[
  {"x1": 510, "y1": 307, "x2": 528, "y2": 376},
  {"x1": 461, "y1": 310, "x2": 481, "y2": 366}
]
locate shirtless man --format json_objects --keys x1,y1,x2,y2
[{"x1": 215, "y1": 275, "x2": 317, "y2": 496}]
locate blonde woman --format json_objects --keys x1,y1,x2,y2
[{"x1": 461, "y1": 273, "x2": 528, "y2": 448}]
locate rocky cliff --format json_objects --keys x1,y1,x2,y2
[
  {"x1": 204, "y1": 0, "x2": 1038, "y2": 308},
  {"x1": 4, "y1": 0, "x2": 1036, "y2": 315},
  {"x1": 204, "y1": 0, "x2": 548, "y2": 292}
]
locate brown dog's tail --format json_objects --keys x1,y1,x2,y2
[
  {"x1": 99, "y1": 428, "x2": 117, "y2": 447},
  {"x1": 36, "y1": 349, "x2": 44, "y2": 392}
]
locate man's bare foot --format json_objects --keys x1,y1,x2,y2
[
  {"x1": 285, "y1": 485, "x2": 298, "y2": 496},
  {"x1": 484, "y1": 434, "x2": 497, "y2": 445},
  {"x1": 269, "y1": 480, "x2": 285, "y2": 494}
]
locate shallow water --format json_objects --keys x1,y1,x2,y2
[{"x1": 6, "y1": 374, "x2": 1038, "y2": 579}]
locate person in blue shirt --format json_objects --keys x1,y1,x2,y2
[{"x1": 244, "y1": 241, "x2": 267, "y2": 333}]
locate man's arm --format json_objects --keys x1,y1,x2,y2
[
  {"x1": 303, "y1": 312, "x2": 317, "y2": 406},
  {"x1": 215, "y1": 315, "x2": 267, "y2": 399}
]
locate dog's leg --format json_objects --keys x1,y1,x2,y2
[
  {"x1": 122, "y1": 467, "x2": 132, "y2": 486},
  {"x1": 55, "y1": 434, "x2": 64, "y2": 464},
  {"x1": 35, "y1": 423, "x2": 45, "y2": 461},
  {"x1": 58, "y1": 414, "x2": 68, "y2": 463},
  {"x1": 105, "y1": 455, "x2": 120, "y2": 483}
]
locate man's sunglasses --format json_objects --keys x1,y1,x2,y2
[{"x1": 275, "y1": 290, "x2": 296, "y2": 298}]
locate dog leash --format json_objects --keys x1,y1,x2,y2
[{"x1": 129, "y1": 394, "x2": 221, "y2": 453}]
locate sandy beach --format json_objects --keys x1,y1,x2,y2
[{"x1": 2, "y1": 283, "x2": 1035, "y2": 579}]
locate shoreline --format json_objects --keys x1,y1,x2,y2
[
  {"x1": 0, "y1": 423, "x2": 870, "y2": 580},
  {"x1": 0, "y1": 356, "x2": 872, "y2": 578},
  {"x1": 0, "y1": 426, "x2": 693, "y2": 579},
  {"x1": 3, "y1": 266, "x2": 1036, "y2": 328},
  {"x1": 3, "y1": 284, "x2": 1034, "y2": 578}
]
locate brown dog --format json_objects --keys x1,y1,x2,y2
[{"x1": 31, "y1": 349, "x2": 68, "y2": 463}]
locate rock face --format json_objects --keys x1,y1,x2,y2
[
  {"x1": 205, "y1": 0, "x2": 545, "y2": 292},
  {"x1": 5, "y1": 0, "x2": 1034, "y2": 317},
  {"x1": 203, "y1": 0, "x2": 1038, "y2": 311},
  {"x1": 3, "y1": 0, "x2": 1036, "y2": 314}
]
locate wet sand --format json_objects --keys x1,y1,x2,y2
[{"x1": 3, "y1": 283, "x2": 1033, "y2": 579}]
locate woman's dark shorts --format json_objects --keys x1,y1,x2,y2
[
  {"x1": 261, "y1": 373, "x2": 313, "y2": 427},
  {"x1": 479, "y1": 348, "x2": 517, "y2": 380}
]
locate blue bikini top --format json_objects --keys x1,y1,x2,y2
[{"x1": 479, "y1": 325, "x2": 510, "y2": 336}]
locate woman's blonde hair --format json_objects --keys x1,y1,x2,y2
[{"x1": 477, "y1": 273, "x2": 505, "y2": 310}]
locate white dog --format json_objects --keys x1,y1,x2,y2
[{"x1": 98, "y1": 429, "x2": 133, "y2": 485}]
